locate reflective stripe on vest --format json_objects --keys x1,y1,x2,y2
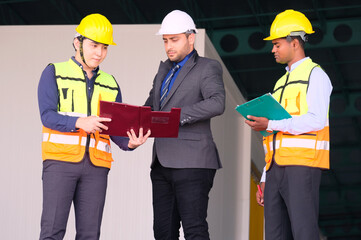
[
  {"x1": 58, "y1": 112, "x2": 87, "y2": 117},
  {"x1": 42, "y1": 133, "x2": 111, "y2": 153},
  {"x1": 41, "y1": 59, "x2": 118, "y2": 168},
  {"x1": 264, "y1": 59, "x2": 330, "y2": 170},
  {"x1": 264, "y1": 139, "x2": 330, "y2": 153}
]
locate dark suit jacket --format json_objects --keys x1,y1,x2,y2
[{"x1": 145, "y1": 51, "x2": 225, "y2": 169}]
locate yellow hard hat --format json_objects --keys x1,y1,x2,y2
[
  {"x1": 264, "y1": 9, "x2": 314, "y2": 41},
  {"x1": 76, "y1": 13, "x2": 116, "y2": 45}
]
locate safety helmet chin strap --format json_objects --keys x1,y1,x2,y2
[{"x1": 77, "y1": 36, "x2": 91, "y2": 69}]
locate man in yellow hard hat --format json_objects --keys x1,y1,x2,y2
[
  {"x1": 245, "y1": 10, "x2": 332, "y2": 239},
  {"x1": 38, "y1": 13, "x2": 150, "y2": 239}
]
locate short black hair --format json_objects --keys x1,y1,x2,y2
[{"x1": 286, "y1": 35, "x2": 305, "y2": 50}]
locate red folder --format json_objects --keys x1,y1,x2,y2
[{"x1": 99, "y1": 101, "x2": 181, "y2": 138}]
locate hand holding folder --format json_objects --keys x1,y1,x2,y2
[
  {"x1": 99, "y1": 101, "x2": 181, "y2": 138},
  {"x1": 235, "y1": 93, "x2": 291, "y2": 137}
]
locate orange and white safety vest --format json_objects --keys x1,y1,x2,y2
[
  {"x1": 42, "y1": 59, "x2": 119, "y2": 168},
  {"x1": 264, "y1": 58, "x2": 330, "y2": 171}
]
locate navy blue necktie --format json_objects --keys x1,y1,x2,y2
[{"x1": 160, "y1": 64, "x2": 180, "y2": 108}]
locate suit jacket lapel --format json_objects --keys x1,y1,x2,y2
[{"x1": 160, "y1": 53, "x2": 198, "y2": 109}]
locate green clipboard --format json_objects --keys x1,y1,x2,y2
[{"x1": 235, "y1": 93, "x2": 292, "y2": 137}]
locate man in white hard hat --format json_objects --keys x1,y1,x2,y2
[{"x1": 145, "y1": 10, "x2": 225, "y2": 240}]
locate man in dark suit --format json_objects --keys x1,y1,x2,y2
[{"x1": 144, "y1": 10, "x2": 225, "y2": 240}]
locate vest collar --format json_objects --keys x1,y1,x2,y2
[
  {"x1": 71, "y1": 56, "x2": 99, "y2": 74},
  {"x1": 286, "y1": 57, "x2": 310, "y2": 72}
]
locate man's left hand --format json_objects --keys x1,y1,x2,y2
[{"x1": 245, "y1": 115, "x2": 269, "y2": 131}]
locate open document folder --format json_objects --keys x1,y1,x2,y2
[
  {"x1": 235, "y1": 93, "x2": 292, "y2": 137},
  {"x1": 99, "y1": 101, "x2": 181, "y2": 138}
]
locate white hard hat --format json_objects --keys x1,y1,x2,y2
[{"x1": 156, "y1": 10, "x2": 198, "y2": 35}]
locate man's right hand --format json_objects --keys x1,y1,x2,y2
[
  {"x1": 256, "y1": 182, "x2": 265, "y2": 207},
  {"x1": 75, "y1": 116, "x2": 111, "y2": 134}
]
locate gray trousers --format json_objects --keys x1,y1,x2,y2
[
  {"x1": 40, "y1": 153, "x2": 109, "y2": 240},
  {"x1": 264, "y1": 163, "x2": 322, "y2": 240}
]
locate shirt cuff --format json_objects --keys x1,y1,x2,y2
[
  {"x1": 68, "y1": 117, "x2": 79, "y2": 132},
  {"x1": 266, "y1": 120, "x2": 274, "y2": 133},
  {"x1": 260, "y1": 166, "x2": 266, "y2": 183}
]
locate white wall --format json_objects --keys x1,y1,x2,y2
[{"x1": 0, "y1": 25, "x2": 252, "y2": 239}]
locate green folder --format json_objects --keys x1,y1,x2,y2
[{"x1": 235, "y1": 93, "x2": 292, "y2": 137}]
